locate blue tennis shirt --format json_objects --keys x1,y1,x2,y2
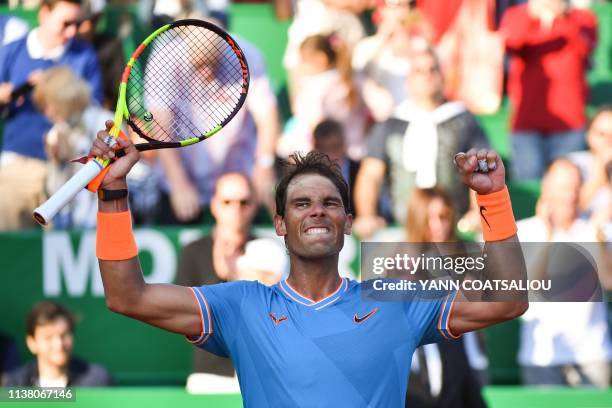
[{"x1": 188, "y1": 278, "x2": 458, "y2": 407}]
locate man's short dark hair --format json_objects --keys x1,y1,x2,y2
[
  {"x1": 275, "y1": 151, "x2": 351, "y2": 217},
  {"x1": 313, "y1": 120, "x2": 344, "y2": 145},
  {"x1": 26, "y1": 301, "x2": 76, "y2": 337}
]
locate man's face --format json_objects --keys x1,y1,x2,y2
[
  {"x1": 26, "y1": 318, "x2": 73, "y2": 368},
  {"x1": 543, "y1": 164, "x2": 582, "y2": 223},
  {"x1": 211, "y1": 174, "x2": 256, "y2": 234},
  {"x1": 274, "y1": 174, "x2": 352, "y2": 259},
  {"x1": 39, "y1": 2, "x2": 82, "y2": 47},
  {"x1": 407, "y1": 52, "x2": 443, "y2": 102}
]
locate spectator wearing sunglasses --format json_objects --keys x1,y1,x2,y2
[
  {"x1": 175, "y1": 172, "x2": 280, "y2": 393},
  {"x1": 0, "y1": 0, "x2": 102, "y2": 231}
]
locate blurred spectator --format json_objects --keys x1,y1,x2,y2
[
  {"x1": 235, "y1": 238, "x2": 287, "y2": 286},
  {"x1": 0, "y1": 14, "x2": 29, "y2": 45},
  {"x1": 0, "y1": 0, "x2": 103, "y2": 231},
  {"x1": 176, "y1": 172, "x2": 259, "y2": 393},
  {"x1": 3, "y1": 301, "x2": 111, "y2": 387},
  {"x1": 499, "y1": 0, "x2": 598, "y2": 180},
  {"x1": 8, "y1": 0, "x2": 42, "y2": 9},
  {"x1": 407, "y1": 341, "x2": 487, "y2": 408},
  {"x1": 126, "y1": 127, "x2": 162, "y2": 226},
  {"x1": 568, "y1": 106, "x2": 612, "y2": 217},
  {"x1": 33, "y1": 66, "x2": 113, "y2": 229},
  {"x1": 278, "y1": 34, "x2": 368, "y2": 161},
  {"x1": 405, "y1": 187, "x2": 456, "y2": 243},
  {"x1": 0, "y1": 332, "x2": 21, "y2": 385},
  {"x1": 405, "y1": 187, "x2": 490, "y2": 387},
  {"x1": 413, "y1": 0, "x2": 462, "y2": 44},
  {"x1": 312, "y1": 119, "x2": 360, "y2": 213},
  {"x1": 139, "y1": 0, "x2": 228, "y2": 30},
  {"x1": 495, "y1": 1, "x2": 531, "y2": 25},
  {"x1": 517, "y1": 159, "x2": 611, "y2": 387},
  {"x1": 78, "y1": 0, "x2": 125, "y2": 110},
  {"x1": 352, "y1": 0, "x2": 430, "y2": 121},
  {"x1": 353, "y1": 48, "x2": 488, "y2": 238},
  {"x1": 156, "y1": 33, "x2": 279, "y2": 224},
  {"x1": 281, "y1": 0, "x2": 368, "y2": 83},
  {"x1": 434, "y1": 0, "x2": 504, "y2": 114}
]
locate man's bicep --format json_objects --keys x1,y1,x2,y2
[
  {"x1": 133, "y1": 283, "x2": 203, "y2": 337},
  {"x1": 406, "y1": 290, "x2": 461, "y2": 346},
  {"x1": 185, "y1": 281, "x2": 257, "y2": 356},
  {"x1": 420, "y1": 292, "x2": 461, "y2": 345},
  {"x1": 450, "y1": 300, "x2": 524, "y2": 335}
]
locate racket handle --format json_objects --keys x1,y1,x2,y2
[
  {"x1": 33, "y1": 160, "x2": 104, "y2": 226},
  {"x1": 86, "y1": 128, "x2": 129, "y2": 193},
  {"x1": 87, "y1": 165, "x2": 112, "y2": 192}
]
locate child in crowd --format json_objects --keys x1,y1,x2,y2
[
  {"x1": 34, "y1": 66, "x2": 113, "y2": 229},
  {"x1": 279, "y1": 34, "x2": 369, "y2": 161}
]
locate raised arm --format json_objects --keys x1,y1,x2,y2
[
  {"x1": 449, "y1": 149, "x2": 528, "y2": 335},
  {"x1": 91, "y1": 121, "x2": 201, "y2": 338}
]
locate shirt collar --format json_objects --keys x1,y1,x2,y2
[
  {"x1": 278, "y1": 277, "x2": 348, "y2": 310},
  {"x1": 27, "y1": 28, "x2": 66, "y2": 61}
]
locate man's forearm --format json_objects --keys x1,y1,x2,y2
[
  {"x1": 450, "y1": 151, "x2": 528, "y2": 334},
  {"x1": 477, "y1": 187, "x2": 527, "y2": 302},
  {"x1": 97, "y1": 192, "x2": 146, "y2": 314},
  {"x1": 481, "y1": 235, "x2": 528, "y2": 302}
]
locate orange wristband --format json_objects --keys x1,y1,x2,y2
[
  {"x1": 96, "y1": 211, "x2": 138, "y2": 260},
  {"x1": 476, "y1": 186, "x2": 517, "y2": 242}
]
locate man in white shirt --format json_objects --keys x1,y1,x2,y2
[{"x1": 516, "y1": 159, "x2": 611, "y2": 387}]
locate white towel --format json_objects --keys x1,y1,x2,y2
[{"x1": 394, "y1": 101, "x2": 466, "y2": 188}]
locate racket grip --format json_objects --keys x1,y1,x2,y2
[
  {"x1": 87, "y1": 165, "x2": 112, "y2": 192},
  {"x1": 33, "y1": 160, "x2": 104, "y2": 226},
  {"x1": 86, "y1": 128, "x2": 128, "y2": 192}
]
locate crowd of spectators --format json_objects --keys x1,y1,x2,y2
[{"x1": 1, "y1": 0, "x2": 610, "y2": 396}]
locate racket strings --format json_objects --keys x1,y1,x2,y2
[{"x1": 125, "y1": 24, "x2": 246, "y2": 144}]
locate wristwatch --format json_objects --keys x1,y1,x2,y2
[{"x1": 98, "y1": 188, "x2": 128, "y2": 201}]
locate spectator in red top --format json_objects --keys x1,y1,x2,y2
[{"x1": 499, "y1": 0, "x2": 597, "y2": 181}]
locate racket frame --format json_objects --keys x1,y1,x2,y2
[{"x1": 33, "y1": 19, "x2": 250, "y2": 225}]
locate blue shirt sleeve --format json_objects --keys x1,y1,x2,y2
[
  {"x1": 404, "y1": 289, "x2": 461, "y2": 346},
  {"x1": 186, "y1": 281, "x2": 260, "y2": 357}
]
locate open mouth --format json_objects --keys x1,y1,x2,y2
[{"x1": 304, "y1": 226, "x2": 330, "y2": 235}]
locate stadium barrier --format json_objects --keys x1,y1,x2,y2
[{"x1": 1, "y1": 386, "x2": 611, "y2": 407}]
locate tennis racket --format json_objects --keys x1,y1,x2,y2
[{"x1": 33, "y1": 19, "x2": 250, "y2": 225}]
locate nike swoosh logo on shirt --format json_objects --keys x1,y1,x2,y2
[{"x1": 353, "y1": 307, "x2": 379, "y2": 324}]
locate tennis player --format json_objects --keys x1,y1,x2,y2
[{"x1": 91, "y1": 122, "x2": 527, "y2": 407}]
